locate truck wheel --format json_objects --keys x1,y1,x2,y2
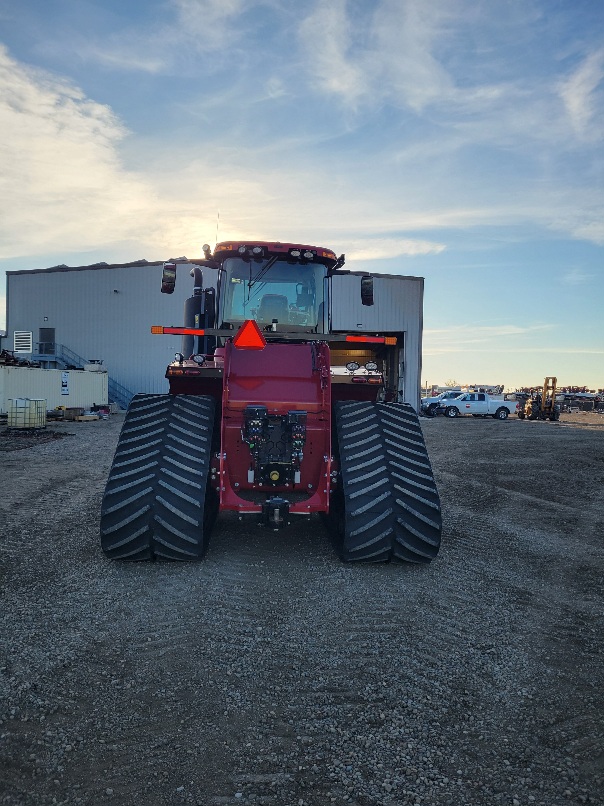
[
  {"x1": 494, "y1": 407, "x2": 509, "y2": 420},
  {"x1": 100, "y1": 394, "x2": 216, "y2": 561},
  {"x1": 445, "y1": 406, "x2": 458, "y2": 418},
  {"x1": 427, "y1": 403, "x2": 438, "y2": 417}
]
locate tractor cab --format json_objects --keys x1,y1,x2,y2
[{"x1": 217, "y1": 252, "x2": 327, "y2": 333}]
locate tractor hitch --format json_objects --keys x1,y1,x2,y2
[{"x1": 261, "y1": 497, "x2": 290, "y2": 530}]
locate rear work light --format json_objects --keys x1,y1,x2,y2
[{"x1": 352, "y1": 375, "x2": 382, "y2": 384}]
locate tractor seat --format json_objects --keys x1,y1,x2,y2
[{"x1": 257, "y1": 294, "x2": 289, "y2": 323}]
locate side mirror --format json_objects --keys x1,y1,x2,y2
[
  {"x1": 161, "y1": 262, "x2": 177, "y2": 294},
  {"x1": 361, "y1": 275, "x2": 374, "y2": 306}
]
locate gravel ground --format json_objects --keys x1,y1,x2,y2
[{"x1": 0, "y1": 411, "x2": 602, "y2": 806}]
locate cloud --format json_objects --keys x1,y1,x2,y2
[
  {"x1": 561, "y1": 268, "x2": 595, "y2": 285},
  {"x1": 75, "y1": 0, "x2": 256, "y2": 75},
  {"x1": 298, "y1": 0, "x2": 372, "y2": 110},
  {"x1": 172, "y1": 0, "x2": 247, "y2": 49},
  {"x1": 345, "y1": 238, "x2": 445, "y2": 261},
  {"x1": 558, "y1": 49, "x2": 604, "y2": 139},
  {"x1": 424, "y1": 323, "x2": 554, "y2": 355},
  {"x1": 81, "y1": 47, "x2": 166, "y2": 74},
  {"x1": 0, "y1": 46, "x2": 160, "y2": 259},
  {"x1": 298, "y1": 0, "x2": 604, "y2": 161}
]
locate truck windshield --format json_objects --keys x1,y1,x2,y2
[{"x1": 220, "y1": 257, "x2": 326, "y2": 329}]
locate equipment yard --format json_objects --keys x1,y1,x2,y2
[{"x1": 1, "y1": 412, "x2": 603, "y2": 806}]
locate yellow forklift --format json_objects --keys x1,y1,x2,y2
[{"x1": 517, "y1": 377, "x2": 561, "y2": 421}]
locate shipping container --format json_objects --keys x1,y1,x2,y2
[{"x1": 0, "y1": 366, "x2": 108, "y2": 414}]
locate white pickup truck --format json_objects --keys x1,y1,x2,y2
[
  {"x1": 439, "y1": 392, "x2": 518, "y2": 420},
  {"x1": 421, "y1": 390, "x2": 465, "y2": 416}
]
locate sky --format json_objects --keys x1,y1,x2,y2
[{"x1": 0, "y1": 0, "x2": 602, "y2": 390}]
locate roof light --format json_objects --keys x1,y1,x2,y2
[
  {"x1": 352, "y1": 376, "x2": 368, "y2": 383},
  {"x1": 192, "y1": 354, "x2": 205, "y2": 365},
  {"x1": 238, "y1": 245, "x2": 248, "y2": 254},
  {"x1": 303, "y1": 250, "x2": 314, "y2": 260},
  {"x1": 384, "y1": 336, "x2": 397, "y2": 345},
  {"x1": 365, "y1": 361, "x2": 378, "y2": 372},
  {"x1": 252, "y1": 246, "x2": 263, "y2": 256},
  {"x1": 175, "y1": 352, "x2": 184, "y2": 364},
  {"x1": 233, "y1": 319, "x2": 267, "y2": 350},
  {"x1": 346, "y1": 361, "x2": 360, "y2": 372},
  {"x1": 290, "y1": 248, "x2": 301, "y2": 258}
]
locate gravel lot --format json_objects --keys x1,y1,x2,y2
[{"x1": 1, "y1": 411, "x2": 603, "y2": 806}]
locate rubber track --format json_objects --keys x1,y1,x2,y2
[
  {"x1": 333, "y1": 401, "x2": 441, "y2": 563},
  {"x1": 100, "y1": 394, "x2": 216, "y2": 561}
]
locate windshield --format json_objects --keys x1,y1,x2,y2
[{"x1": 220, "y1": 257, "x2": 326, "y2": 329}]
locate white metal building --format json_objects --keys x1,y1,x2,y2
[
  {"x1": 5, "y1": 259, "x2": 425, "y2": 410},
  {"x1": 5, "y1": 259, "x2": 205, "y2": 408}
]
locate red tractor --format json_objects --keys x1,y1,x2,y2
[{"x1": 100, "y1": 241, "x2": 441, "y2": 563}]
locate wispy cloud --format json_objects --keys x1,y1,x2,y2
[
  {"x1": 299, "y1": 0, "x2": 373, "y2": 111},
  {"x1": 561, "y1": 267, "x2": 595, "y2": 285},
  {"x1": 345, "y1": 238, "x2": 445, "y2": 261},
  {"x1": 558, "y1": 49, "x2": 604, "y2": 139},
  {"x1": 75, "y1": 0, "x2": 257, "y2": 75},
  {"x1": 426, "y1": 323, "x2": 553, "y2": 338},
  {"x1": 424, "y1": 323, "x2": 555, "y2": 355},
  {"x1": 82, "y1": 47, "x2": 166, "y2": 74}
]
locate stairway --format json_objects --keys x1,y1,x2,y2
[{"x1": 31, "y1": 342, "x2": 135, "y2": 409}]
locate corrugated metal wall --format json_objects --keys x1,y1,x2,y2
[
  {"x1": 6, "y1": 262, "x2": 213, "y2": 398},
  {"x1": 329, "y1": 273, "x2": 423, "y2": 410},
  {"x1": 0, "y1": 366, "x2": 108, "y2": 413}
]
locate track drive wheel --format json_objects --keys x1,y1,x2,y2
[
  {"x1": 100, "y1": 394, "x2": 217, "y2": 561},
  {"x1": 332, "y1": 401, "x2": 441, "y2": 564}
]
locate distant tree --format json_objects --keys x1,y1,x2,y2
[{"x1": 445, "y1": 378, "x2": 458, "y2": 387}]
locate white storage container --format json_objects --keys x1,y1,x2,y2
[
  {"x1": 7, "y1": 398, "x2": 47, "y2": 429},
  {"x1": 0, "y1": 366, "x2": 108, "y2": 414}
]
